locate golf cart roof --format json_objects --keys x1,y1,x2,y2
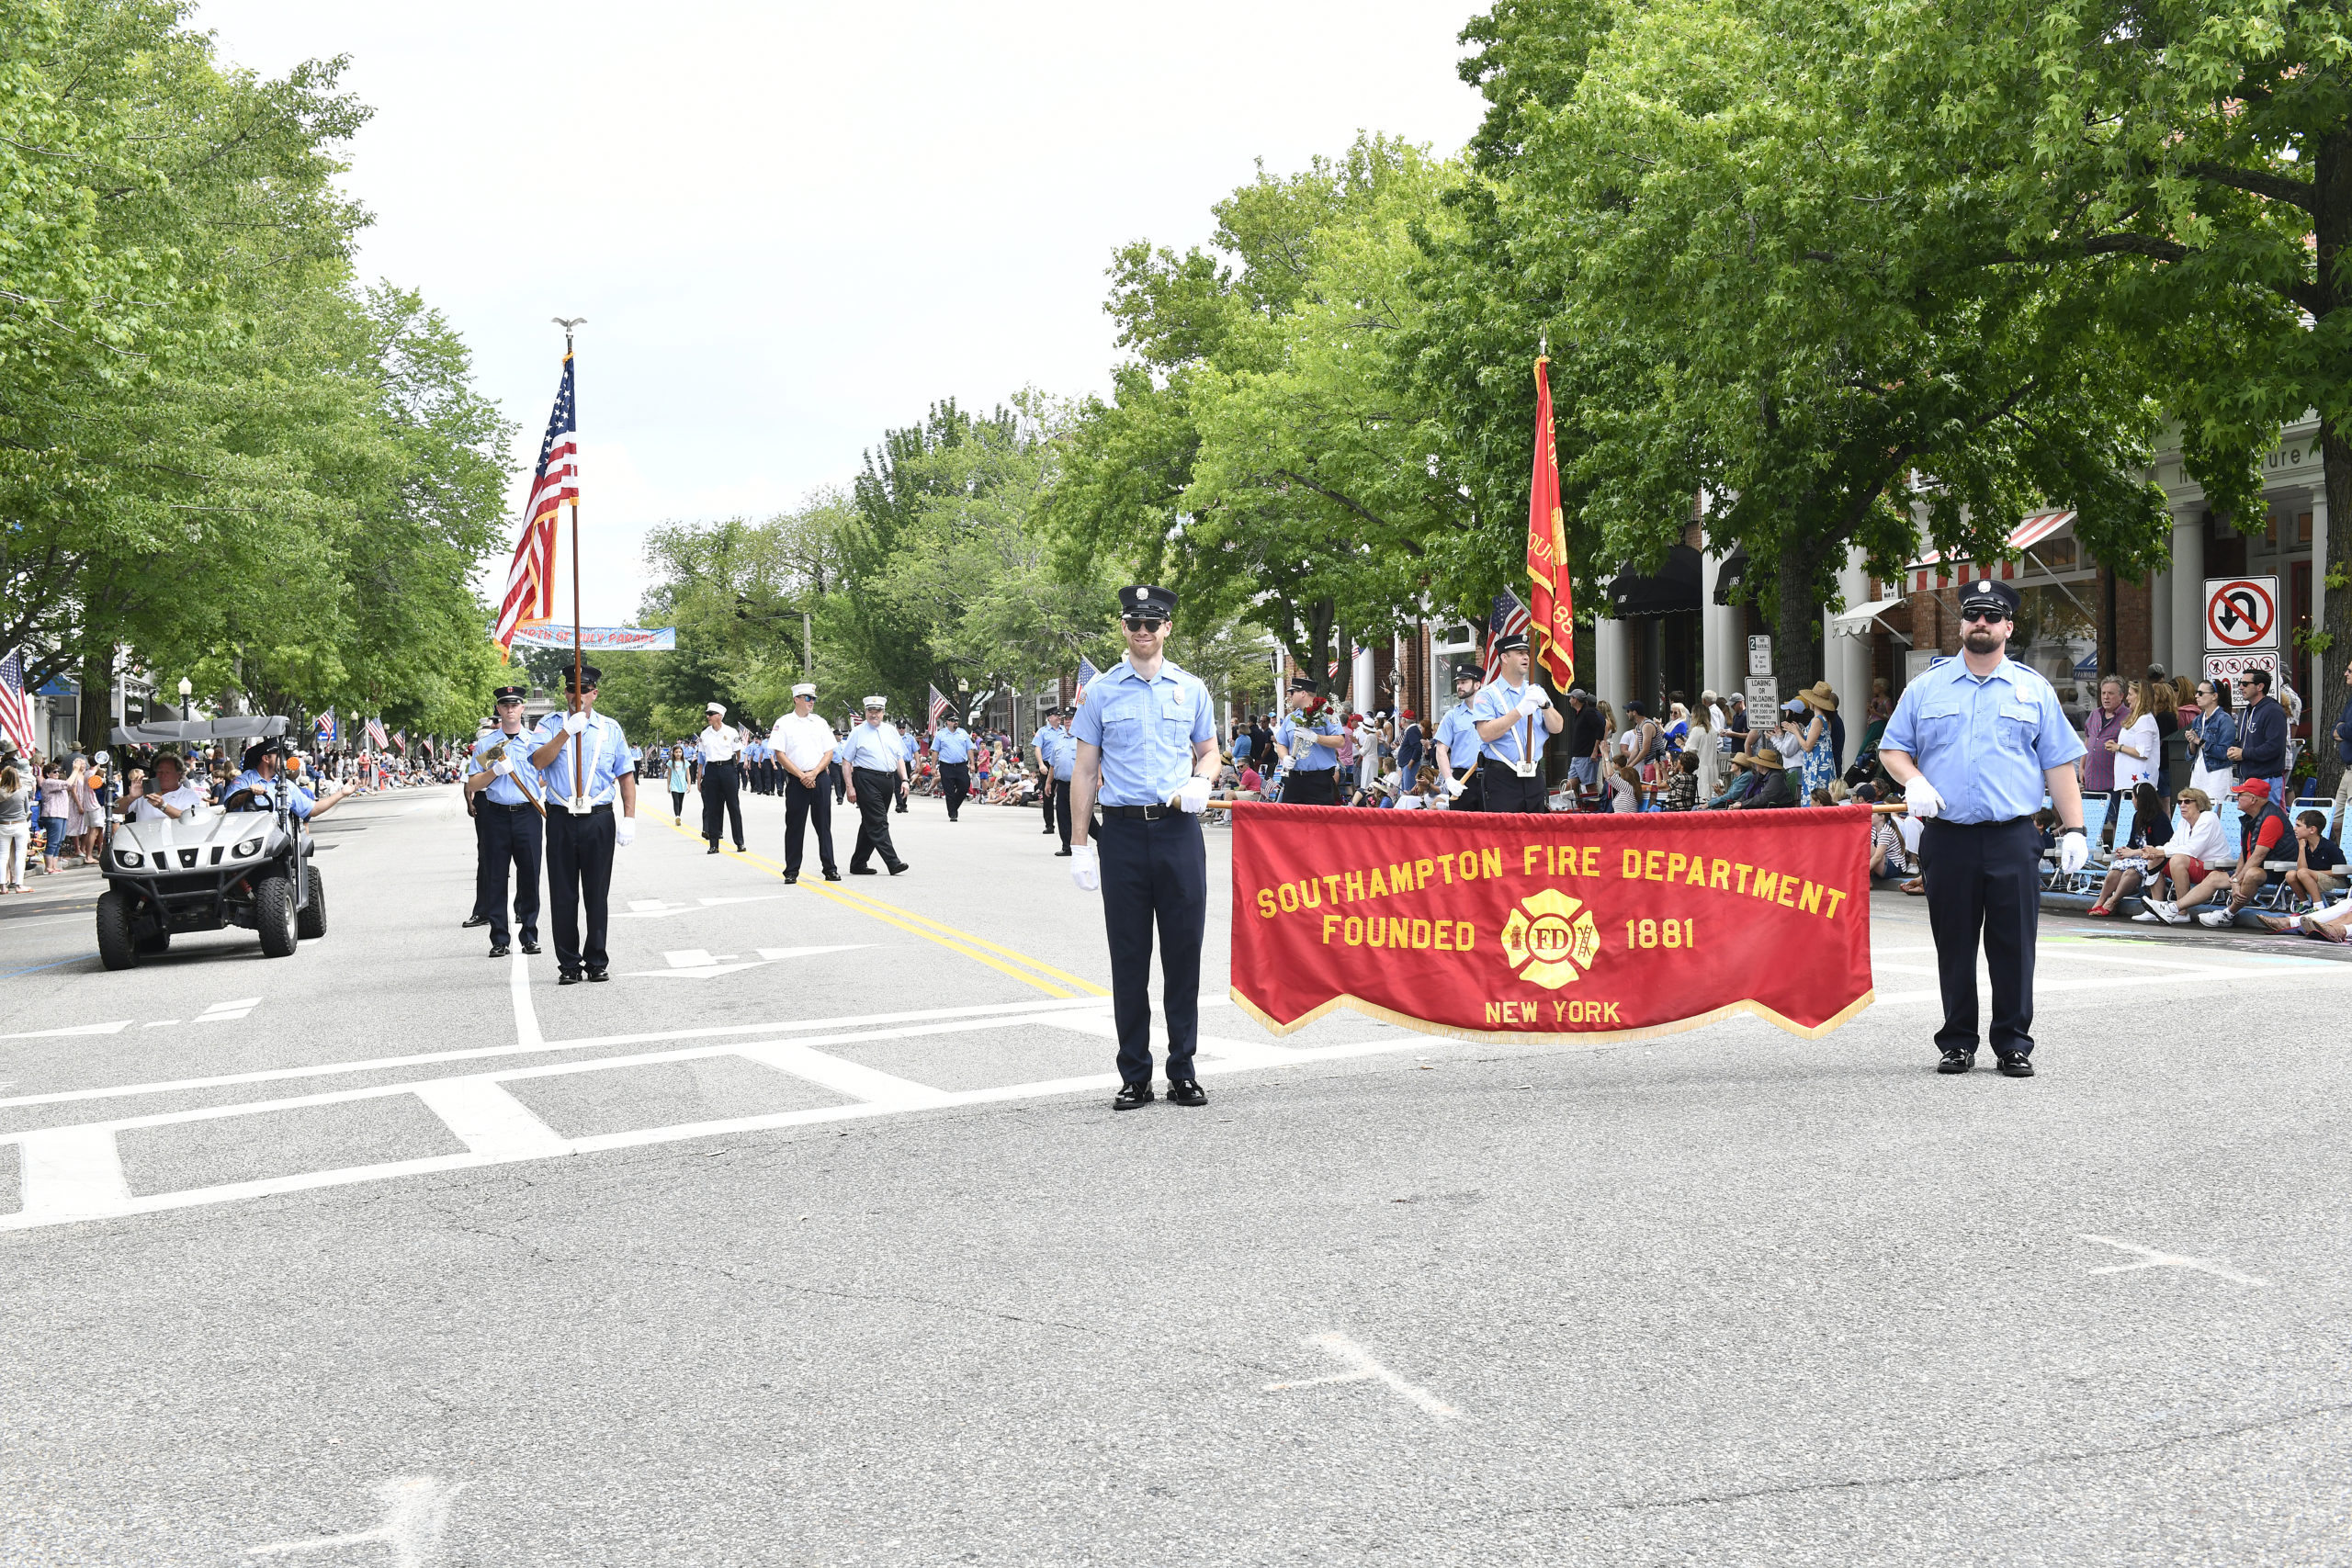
[{"x1": 110, "y1": 716, "x2": 290, "y2": 747}]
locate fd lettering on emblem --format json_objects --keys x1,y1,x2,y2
[{"x1": 1498, "y1": 888, "x2": 1601, "y2": 988}]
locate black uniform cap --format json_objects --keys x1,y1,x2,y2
[
  {"x1": 240, "y1": 739, "x2": 284, "y2": 770},
  {"x1": 1492, "y1": 631, "x2": 1530, "y2": 653},
  {"x1": 1288, "y1": 676, "x2": 1318, "y2": 694},
  {"x1": 492, "y1": 684, "x2": 526, "y2": 703},
  {"x1": 563, "y1": 664, "x2": 604, "y2": 692},
  {"x1": 1957, "y1": 579, "x2": 2020, "y2": 618},
  {"x1": 1118, "y1": 584, "x2": 1178, "y2": 619}
]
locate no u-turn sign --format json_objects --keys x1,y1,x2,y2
[{"x1": 2204, "y1": 577, "x2": 2279, "y2": 652}]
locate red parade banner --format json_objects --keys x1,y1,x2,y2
[{"x1": 1231, "y1": 803, "x2": 1874, "y2": 1043}]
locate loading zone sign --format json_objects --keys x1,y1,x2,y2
[{"x1": 2204, "y1": 577, "x2": 2279, "y2": 652}]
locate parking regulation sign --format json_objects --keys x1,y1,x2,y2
[{"x1": 2204, "y1": 576, "x2": 2278, "y2": 651}]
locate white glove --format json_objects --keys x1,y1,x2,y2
[
  {"x1": 2057, "y1": 829, "x2": 2088, "y2": 874},
  {"x1": 1516, "y1": 691, "x2": 1544, "y2": 717},
  {"x1": 563, "y1": 710, "x2": 588, "y2": 736},
  {"x1": 1070, "y1": 842, "x2": 1101, "y2": 892},
  {"x1": 1445, "y1": 774, "x2": 1466, "y2": 798},
  {"x1": 1172, "y1": 776, "x2": 1211, "y2": 814},
  {"x1": 491, "y1": 758, "x2": 514, "y2": 777},
  {"x1": 1523, "y1": 684, "x2": 1552, "y2": 709},
  {"x1": 1905, "y1": 775, "x2": 1946, "y2": 819},
  {"x1": 615, "y1": 815, "x2": 637, "y2": 848}
]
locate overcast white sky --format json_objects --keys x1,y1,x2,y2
[{"x1": 191, "y1": 2, "x2": 1489, "y2": 623}]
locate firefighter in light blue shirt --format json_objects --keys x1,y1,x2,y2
[
  {"x1": 526, "y1": 664, "x2": 639, "y2": 985},
  {"x1": 1879, "y1": 578, "x2": 2087, "y2": 1077},
  {"x1": 1042, "y1": 716, "x2": 1080, "y2": 855},
  {"x1": 932, "y1": 714, "x2": 973, "y2": 821},
  {"x1": 1068, "y1": 584, "x2": 1219, "y2": 1111},
  {"x1": 1274, "y1": 679, "x2": 1342, "y2": 806},
  {"x1": 1032, "y1": 712, "x2": 1064, "y2": 838},
  {"x1": 464, "y1": 683, "x2": 543, "y2": 957},
  {"x1": 837, "y1": 696, "x2": 910, "y2": 875},
  {"x1": 1430, "y1": 665, "x2": 1486, "y2": 810}
]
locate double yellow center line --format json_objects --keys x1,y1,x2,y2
[{"x1": 656, "y1": 814, "x2": 1105, "y2": 998}]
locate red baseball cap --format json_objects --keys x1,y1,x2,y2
[{"x1": 2231, "y1": 779, "x2": 2270, "y2": 801}]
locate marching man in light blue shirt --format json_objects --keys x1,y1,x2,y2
[
  {"x1": 464, "y1": 683, "x2": 544, "y2": 958},
  {"x1": 1429, "y1": 665, "x2": 1487, "y2": 809},
  {"x1": 526, "y1": 663, "x2": 638, "y2": 986},
  {"x1": 1466, "y1": 631, "x2": 1563, "y2": 813},
  {"x1": 838, "y1": 696, "x2": 910, "y2": 875},
  {"x1": 1069, "y1": 584, "x2": 1220, "y2": 1111},
  {"x1": 1273, "y1": 679, "x2": 1342, "y2": 805},
  {"x1": 1043, "y1": 714, "x2": 1079, "y2": 855},
  {"x1": 1880, "y1": 577, "x2": 2087, "y2": 1077},
  {"x1": 1033, "y1": 711, "x2": 1065, "y2": 839},
  {"x1": 931, "y1": 711, "x2": 973, "y2": 822}
]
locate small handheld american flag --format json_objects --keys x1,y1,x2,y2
[
  {"x1": 0, "y1": 649, "x2": 36, "y2": 756},
  {"x1": 928, "y1": 684, "x2": 951, "y2": 728},
  {"x1": 1074, "y1": 655, "x2": 1100, "y2": 705},
  {"x1": 1481, "y1": 590, "x2": 1532, "y2": 682}
]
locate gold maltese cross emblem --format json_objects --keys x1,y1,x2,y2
[{"x1": 1499, "y1": 888, "x2": 1602, "y2": 988}]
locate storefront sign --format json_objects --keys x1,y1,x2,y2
[{"x1": 1229, "y1": 802, "x2": 1873, "y2": 1043}]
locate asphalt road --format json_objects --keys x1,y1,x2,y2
[{"x1": 4, "y1": 783, "x2": 2350, "y2": 1566}]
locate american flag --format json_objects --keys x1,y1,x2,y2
[
  {"x1": 1481, "y1": 589, "x2": 1532, "y2": 682},
  {"x1": 1074, "y1": 655, "x2": 1100, "y2": 704},
  {"x1": 0, "y1": 649, "x2": 35, "y2": 756},
  {"x1": 494, "y1": 353, "x2": 578, "y2": 655},
  {"x1": 928, "y1": 683, "x2": 951, "y2": 728},
  {"x1": 367, "y1": 716, "x2": 390, "y2": 750},
  {"x1": 315, "y1": 709, "x2": 338, "y2": 748}
]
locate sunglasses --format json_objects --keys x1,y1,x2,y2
[
  {"x1": 1959, "y1": 609, "x2": 2007, "y2": 624},
  {"x1": 1122, "y1": 615, "x2": 1168, "y2": 632}
]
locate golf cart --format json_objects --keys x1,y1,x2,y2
[{"x1": 94, "y1": 716, "x2": 326, "y2": 969}]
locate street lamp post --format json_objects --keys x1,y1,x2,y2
[{"x1": 177, "y1": 677, "x2": 193, "y2": 720}]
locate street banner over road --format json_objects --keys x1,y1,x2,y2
[
  {"x1": 507, "y1": 626, "x2": 677, "y2": 651},
  {"x1": 1231, "y1": 803, "x2": 1873, "y2": 1043}
]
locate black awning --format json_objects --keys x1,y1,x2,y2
[
  {"x1": 1711, "y1": 547, "x2": 1749, "y2": 606},
  {"x1": 1608, "y1": 544, "x2": 1704, "y2": 618}
]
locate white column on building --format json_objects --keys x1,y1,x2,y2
[
  {"x1": 1595, "y1": 613, "x2": 1631, "y2": 717},
  {"x1": 2312, "y1": 484, "x2": 2330, "y2": 662},
  {"x1": 1351, "y1": 644, "x2": 1375, "y2": 715},
  {"x1": 1701, "y1": 549, "x2": 1732, "y2": 699},
  {"x1": 2150, "y1": 561, "x2": 2173, "y2": 678},
  {"x1": 1826, "y1": 548, "x2": 1872, "y2": 746},
  {"x1": 2169, "y1": 503, "x2": 2205, "y2": 679}
]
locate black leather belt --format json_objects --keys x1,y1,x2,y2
[
  {"x1": 1927, "y1": 815, "x2": 2032, "y2": 829},
  {"x1": 1101, "y1": 804, "x2": 1176, "y2": 820},
  {"x1": 481, "y1": 800, "x2": 534, "y2": 812}
]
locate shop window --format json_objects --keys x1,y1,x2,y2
[{"x1": 2299, "y1": 512, "x2": 2313, "y2": 545}]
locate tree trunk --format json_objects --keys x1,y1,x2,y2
[
  {"x1": 2318, "y1": 417, "x2": 2349, "y2": 805},
  {"x1": 77, "y1": 646, "x2": 112, "y2": 755},
  {"x1": 1770, "y1": 536, "x2": 1828, "y2": 706}
]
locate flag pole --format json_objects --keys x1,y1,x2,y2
[{"x1": 555, "y1": 316, "x2": 587, "y2": 799}]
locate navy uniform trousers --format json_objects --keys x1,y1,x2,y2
[
  {"x1": 1478, "y1": 758, "x2": 1548, "y2": 812},
  {"x1": 475, "y1": 800, "x2": 542, "y2": 947},
  {"x1": 849, "y1": 766, "x2": 904, "y2": 872},
  {"x1": 784, "y1": 773, "x2": 838, "y2": 875},
  {"x1": 1041, "y1": 767, "x2": 1058, "y2": 833},
  {"x1": 1919, "y1": 816, "x2": 2041, "y2": 1060},
  {"x1": 1097, "y1": 809, "x2": 1206, "y2": 1088},
  {"x1": 1052, "y1": 778, "x2": 1072, "y2": 848},
  {"x1": 701, "y1": 758, "x2": 744, "y2": 849},
  {"x1": 1283, "y1": 767, "x2": 1337, "y2": 806},
  {"x1": 939, "y1": 761, "x2": 969, "y2": 820},
  {"x1": 544, "y1": 804, "x2": 616, "y2": 976}
]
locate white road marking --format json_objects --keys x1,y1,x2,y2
[
  {"x1": 247, "y1": 1474, "x2": 461, "y2": 1566},
  {"x1": 143, "y1": 1020, "x2": 180, "y2": 1029},
  {"x1": 510, "y1": 946, "x2": 540, "y2": 1048},
  {"x1": 1875, "y1": 964, "x2": 2352, "y2": 1008},
  {"x1": 413, "y1": 1079, "x2": 568, "y2": 1160},
  {"x1": 1035, "y1": 1011, "x2": 1298, "y2": 1068},
  {"x1": 614, "y1": 894, "x2": 789, "y2": 919},
  {"x1": 194, "y1": 997, "x2": 262, "y2": 1024},
  {"x1": 2079, "y1": 1234, "x2": 2268, "y2": 1287},
  {"x1": 1263, "y1": 1332, "x2": 1458, "y2": 1419},
  {"x1": 737, "y1": 1042, "x2": 954, "y2": 1108},
  {"x1": 16, "y1": 1125, "x2": 130, "y2": 1223},
  {"x1": 0, "y1": 1021, "x2": 132, "y2": 1040}
]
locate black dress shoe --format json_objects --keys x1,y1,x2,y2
[
  {"x1": 1112, "y1": 1083, "x2": 1155, "y2": 1110},
  {"x1": 585, "y1": 968, "x2": 609, "y2": 983},
  {"x1": 850, "y1": 865, "x2": 876, "y2": 875},
  {"x1": 734, "y1": 843, "x2": 746, "y2": 852},
  {"x1": 706, "y1": 845, "x2": 719, "y2": 855},
  {"x1": 822, "y1": 868, "x2": 842, "y2": 882},
  {"x1": 559, "y1": 970, "x2": 582, "y2": 986},
  {"x1": 1936, "y1": 1049, "x2": 1975, "y2": 1074},
  {"x1": 1167, "y1": 1078, "x2": 1207, "y2": 1108},
  {"x1": 782, "y1": 873, "x2": 797, "y2": 885},
  {"x1": 1996, "y1": 1055, "x2": 2035, "y2": 1077},
  {"x1": 1042, "y1": 828, "x2": 1055, "y2": 835},
  {"x1": 888, "y1": 862, "x2": 910, "y2": 875},
  {"x1": 488, "y1": 944, "x2": 510, "y2": 958},
  {"x1": 1054, "y1": 847, "x2": 1072, "y2": 857},
  {"x1": 521, "y1": 942, "x2": 541, "y2": 955},
  {"x1": 461, "y1": 914, "x2": 489, "y2": 929}
]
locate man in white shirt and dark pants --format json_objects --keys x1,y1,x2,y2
[
  {"x1": 773, "y1": 682, "x2": 842, "y2": 884},
  {"x1": 696, "y1": 701, "x2": 747, "y2": 856}
]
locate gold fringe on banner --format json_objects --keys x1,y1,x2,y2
[{"x1": 1228, "y1": 986, "x2": 1878, "y2": 1047}]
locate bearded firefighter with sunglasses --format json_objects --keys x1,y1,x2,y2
[{"x1": 1879, "y1": 577, "x2": 2088, "y2": 1078}]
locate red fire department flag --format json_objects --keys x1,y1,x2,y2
[
  {"x1": 1526, "y1": 355, "x2": 1574, "y2": 689},
  {"x1": 1230, "y1": 803, "x2": 1873, "y2": 1043}
]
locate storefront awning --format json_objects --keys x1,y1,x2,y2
[
  {"x1": 1831, "y1": 598, "x2": 1911, "y2": 643},
  {"x1": 1905, "y1": 509, "x2": 2075, "y2": 592},
  {"x1": 1606, "y1": 545, "x2": 1703, "y2": 618}
]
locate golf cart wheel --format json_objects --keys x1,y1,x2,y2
[
  {"x1": 96, "y1": 890, "x2": 139, "y2": 971},
  {"x1": 254, "y1": 872, "x2": 300, "y2": 958},
  {"x1": 297, "y1": 865, "x2": 326, "y2": 940},
  {"x1": 134, "y1": 929, "x2": 171, "y2": 955}
]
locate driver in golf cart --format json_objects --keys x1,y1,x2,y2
[
  {"x1": 126, "y1": 751, "x2": 208, "y2": 822},
  {"x1": 222, "y1": 739, "x2": 355, "y2": 821}
]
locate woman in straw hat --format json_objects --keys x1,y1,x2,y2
[{"x1": 1794, "y1": 682, "x2": 1839, "y2": 803}]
